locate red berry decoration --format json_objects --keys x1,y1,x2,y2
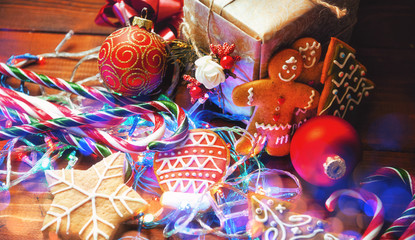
[
  {"x1": 98, "y1": 17, "x2": 167, "y2": 97},
  {"x1": 220, "y1": 55, "x2": 235, "y2": 69},
  {"x1": 290, "y1": 116, "x2": 361, "y2": 186},
  {"x1": 189, "y1": 86, "x2": 204, "y2": 102},
  {"x1": 210, "y1": 42, "x2": 240, "y2": 70}
]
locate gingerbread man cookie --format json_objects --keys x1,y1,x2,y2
[
  {"x1": 291, "y1": 37, "x2": 324, "y2": 131},
  {"x1": 232, "y1": 49, "x2": 320, "y2": 156},
  {"x1": 292, "y1": 37, "x2": 324, "y2": 90}
]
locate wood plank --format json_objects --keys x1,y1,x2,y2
[
  {"x1": 0, "y1": 0, "x2": 114, "y2": 35},
  {"x1": 0, "y1": 31, "x2": 106, "y2": 95}
]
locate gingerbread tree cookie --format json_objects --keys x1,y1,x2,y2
[
  {"x1": 247, "y1": 193, "x2": 355, "y2": 240},
  {"x1": 42, "y1": 152, "x2": 148, "y2": 240},
  {"x1": 318, "y1": 38, "x2": 374, "y2": 119},
  {"x1": 232, "y1": 49, "x2": 320, "y2": 156}
]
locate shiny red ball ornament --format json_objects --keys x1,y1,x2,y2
[
  {"x1": 290, "y1": 116, "x2": 361, "y2": 186},
  {"x1": 98, "y1": 17, "x2": 167, "y2": 97},
  {"x1": 220, "y1": 55, "x2": 235, "y2": 69}
]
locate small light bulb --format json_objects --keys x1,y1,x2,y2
[{"x1": 143, "y1": 213, "x2": 154, "y2": 223}]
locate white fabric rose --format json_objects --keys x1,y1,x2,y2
[{"x1": 195, "y1": 56, "x2": 226, "y2": 89}]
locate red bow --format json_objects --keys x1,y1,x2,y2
[{"x1": 95, "y1": 0, "x2": 183, "y2": 40}]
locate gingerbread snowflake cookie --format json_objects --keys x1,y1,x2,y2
[
  {"x1": 232, "y1": 49, "x2": 320, "y2": 156},
  {"x1": 318, "y1": 38, "x2": 374, "y2": 119},
  {"x1": 247, "y1": 193, "x2": 355, "y2": 240},
  {"x1": 42, "y1": 152, "x2": 148, "y2": 240}
]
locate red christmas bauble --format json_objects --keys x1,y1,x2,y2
[
  {"x1": 98, "y1": 25, "x2": 167, "y2": 97},
  {"x1": 290, "y1": 116, "x2": 361, "y2": 186}
]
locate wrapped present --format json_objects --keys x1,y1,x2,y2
[{"x1": 182, "y1": 0, "x2": 359, "y2": 116}]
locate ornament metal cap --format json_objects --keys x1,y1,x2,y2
[
  {"x1": 132, "y1": 8, "x2": 153, "y2": 31},
  {"x1": 132, "y1": 16, "x2": 153, "y2": 31},
  {"x1": 323, "y1": 155, "x2": 346, "y2": 180}
]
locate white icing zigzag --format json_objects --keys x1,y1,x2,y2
[
  {"x1": 255, "y1": 122, "x2": 292, "y2": 131},
  {"x1": 185, "y1": 131, "x2": 225, "y2": 148},
  {"x1": 247, "y1": 87, "x2": 254, "y2": 106},
  {"x1": 323, "y1": 74, "x2": 373, "y2": 118},
  {"x1": 298, "y1": 41, "x2": 321, "y2": 53},
  {"x1": 333, "y1": 52, "x2": 355, "y2": 69},
  {"x1": 303, "y1": 90, "x2": 316, "y2": 110},
  {"x1": 295, "y1": 108, "x2": 307, "y2": 116},
  {"x1": 331, "y1": 64, "x2": 359, "y2": 88},
  {"x1": 161, "y1": 178, "x2": 214, "y2": 193}
]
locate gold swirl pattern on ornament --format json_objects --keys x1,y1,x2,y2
[
  {"x1": 144, "y1": 47, "x2": 165, "y2": 75},
  {"x1": 110, "y1": 41, "x2": 140, "y2": 70},
  {"x1": 121, "y1": 69, "x2": 151, "y2": 94},
  {"x1": 140, "y1": 34, "x2": 167, "y2": 76},
  {"x1": 129, "y1": 27, "x2": 151, "y2": 47},
  {"x1": 99, "y1": 64, "x2": 120, "y2": 90},
  {"x1": 98, "y1": 40, "x2": 112, "y2": 64}
]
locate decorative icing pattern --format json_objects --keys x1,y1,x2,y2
[
  {"x1": 251, "y1": 195, "x2": 324, "y2": 240},
  {"x1": 247, "y1": 87, "x2": 254, "y2": 105},
  {"x1": 298, "y1": 41, "x2": 321, "y2": 53},
  {"x1": 248, "y1": 194, "x2": 354, "y2": 240},
  {"x1": 278, "y1": 72, "x2": 296, "y2": 82},
  {"x1": 303, "y1": 90, "x2": 316, "y2": 110},
  {"x1": 295, "y1": 108, "x2": 307, "y2": 116},
  {"x1": 286, "y1": 57, "x2": 298, "y2": 64},
  {"x1": 298, "y1": 41, "x2": 320, "y2": 69},
  {"x1": 41, "y1": 152, "x2": 147, "y2": 240},
  {"x1": 319, "y1": 39, "x2": 374, "y2": 119},
  {"x1": 255, "y1": 122, "x2": 292, "y2": 131},
  {"x1": 154, "y1": 129, "x2": 229, "y2": 195}
]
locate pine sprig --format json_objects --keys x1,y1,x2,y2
[{"x1": 168, "y1": 40, "x2": 209, "y2": 72}]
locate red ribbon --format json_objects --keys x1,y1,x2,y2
[{"x1": 95, "y1": 0, "x2": 183, "y2": 40}]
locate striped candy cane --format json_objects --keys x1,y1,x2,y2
[
  {"x1": 0, "y1": 62, "x2": 140, "y2": 106},
  {"x1": 0, "y1": 86, "x2": 116, "y2": 156},
  {"x1": 326, "y1": 189, "x2": 384, "y2": 240},
  {"x1": 362, "y1": 167, "x2": 415, "y2": 239},
  {"x1": 0, "y1": 64, "x2": 189, "y2": 152},
  {"x1": 0, "y1": 100, "x2": 188, "y2": 152},
  {"x1": 400, "y1": 220, "x2": 415, "y2": 240}
]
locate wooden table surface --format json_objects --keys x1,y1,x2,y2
[{"x1": 0, "y1": 0, "x2": 414, "y2": 239}]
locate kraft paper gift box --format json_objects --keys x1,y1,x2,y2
[{"x1": 182, "y1": 0, "x2": 360, "y2": 116}]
